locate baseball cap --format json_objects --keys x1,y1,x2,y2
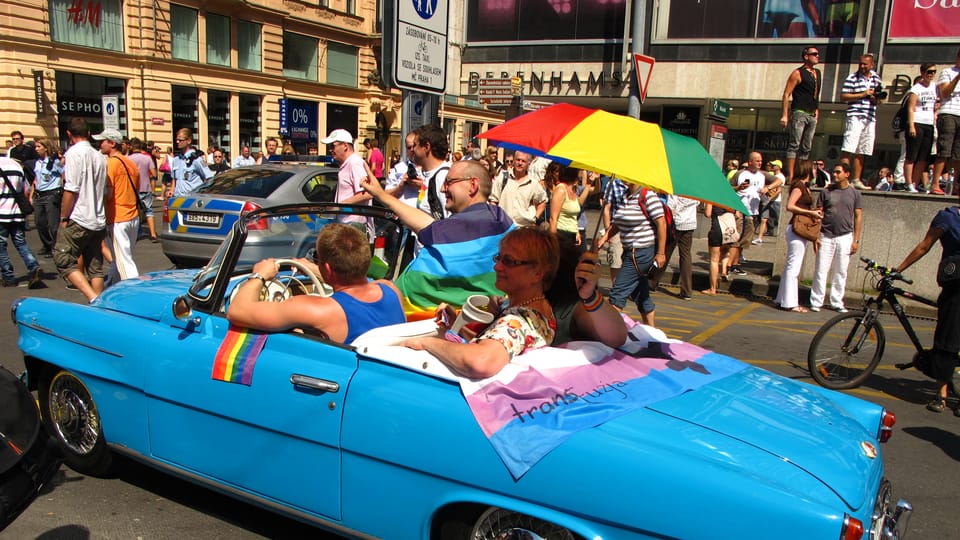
[
  {"x1": 768, "y1": 159, "x2": 783, "y2": 168},
  {"x1": 92, "y1": 128, "x2": 123, "y2": 143},
  {"x1": 321, "y1": 129, "x2": 354, "y2": 145}
]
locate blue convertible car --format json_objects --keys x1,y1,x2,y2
[{"x1": 11, "y1": 204, "x2": 911, "y2": 539}]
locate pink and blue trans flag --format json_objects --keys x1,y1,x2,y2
[{"x1": 459, "y1": 321, "x2": 748, "y2": 478}]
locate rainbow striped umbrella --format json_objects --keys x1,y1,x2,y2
[{"x1": 478, "y1": 103, "x2": 748, "y2": 213}]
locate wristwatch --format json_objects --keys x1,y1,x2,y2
[{"x1": 247, "y1": 272, "x2": 268, "y2": 284}]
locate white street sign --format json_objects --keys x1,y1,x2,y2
[
  {"x1": 102, "y1": 95, "x2": 119, "y2": 131},
  {"x1": 394, "y1": 0, "x2": 449, "y2": 94}
]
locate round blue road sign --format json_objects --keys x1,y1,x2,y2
[{"x1": 412, "y1": 0, "x2": 437, "y2": 19}]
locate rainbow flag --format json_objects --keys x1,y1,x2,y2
[
  {"x1": 396, "y1": 204, "x2": 514, "y2": 319},
  {"x1": 458, "y1": 321, "x2": 748, "y2": 478},
  {"x1": 212, "y1": 325, "x2": 268, "y2": 385}
]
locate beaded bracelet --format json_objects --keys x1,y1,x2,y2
[{"x1": 581, "y1": 291, "x2": 604, "y2": 312}]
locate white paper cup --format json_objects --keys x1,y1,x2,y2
[{"x1": 451, "y1": 295, "x2": 495, "y2": 338}]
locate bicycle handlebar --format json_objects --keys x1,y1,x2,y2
[{"x1": 860, "y1": 257, "x2": 914, "y2": 285}]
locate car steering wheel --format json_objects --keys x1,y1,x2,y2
[{"x1": 261, "y1": 258, "x2": 332, "y2": 301}]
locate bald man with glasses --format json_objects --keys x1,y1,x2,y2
[{"x1": 362, "y1": 159, "x2": 514, "y2": 313}]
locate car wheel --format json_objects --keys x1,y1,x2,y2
[
  {"x1": 39, "y1": 369, "x2": 113, "y2": 477},
  {"x1": 469, "y1": 507, "x2": 576, "y2": 540}
]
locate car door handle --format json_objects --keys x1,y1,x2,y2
[{"x1": 290, "y1": 374, "x2": 340, "y2": 393}]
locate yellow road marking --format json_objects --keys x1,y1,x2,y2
[
  {"x1": 849, "y1": 387, "x2": 889, "y2": 399},
  {"x1": 688, "y1": 302, "x2": 761, "y2": 346}
]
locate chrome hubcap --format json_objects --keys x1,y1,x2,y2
[{"x1": 50, "y1": 375, "x2": 100, "y2": 455}]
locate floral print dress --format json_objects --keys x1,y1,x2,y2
[{"x1": 476, "y1": 301, "x2": 556, "y2": 360}]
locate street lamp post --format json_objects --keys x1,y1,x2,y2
[{"x1": 626, "y1": 0, "x2": 646, "y2": 120}]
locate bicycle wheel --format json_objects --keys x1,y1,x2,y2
[{"x1": 808, "y1": 312, "x2": 886, "y2": 389}]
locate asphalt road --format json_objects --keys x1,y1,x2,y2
[{"x1": 1, "y1": 218, "x2": 957, "y2": 539}]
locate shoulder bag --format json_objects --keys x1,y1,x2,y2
[
  {"x1": 891, "y1": 93, "x2": 910, "y2": 134},
  {"x1": 791, "y1": 187, "x2": 820, "y2": 242},
  {"x1": 112, "y1": 157, "x2": 149, "y2": 226},
  {"x1": 0, "y1": 168, "x2": 33, "y2": 216},
  {"x1": 717, "y1": 211, "x2": 740, "y2": 245},
  {"x1": 937, "y1": 254, "x2": 960, "y2": 286},
  {"x1": 937, "y1": 206, "x2": 960, "y2": 286}
]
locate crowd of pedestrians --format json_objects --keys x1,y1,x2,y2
[
  {"x1": 3, "y1": 48, "x2": 960, "y2": 410},
  {"x1": 0, "y1": 120, "x2": 292, "y2": 295}
]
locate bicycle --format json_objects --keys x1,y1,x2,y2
[{"x1": 807, "y1": 257, "x2": 960, "y2": 396}]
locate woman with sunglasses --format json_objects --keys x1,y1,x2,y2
[{"x1": 405, "y1": 227, "x2": 558, "y2": 379}]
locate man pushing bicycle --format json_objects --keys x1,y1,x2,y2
[{"x1": 894, "y1": 200, "x2": 960, "y2": 415}]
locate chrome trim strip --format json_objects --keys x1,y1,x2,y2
[
  {"x1": 109, "y1": 446, "x2": 379, "y2": 539},
  {"x1": 19, "y1": 323, "x2": 123, "y2": 358}
]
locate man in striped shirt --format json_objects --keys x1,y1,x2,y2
[
  {"x1": 840, "y1": 53, "x2": 883, "y2": 190},
  {"x1": 596, "y1": 184, "x2": 667, "y2": 328}
]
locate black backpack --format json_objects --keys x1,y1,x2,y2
[
  {"x1": 891, "y1": 93, "x2": 910, "y2": 134},
  {"x1": 0, "y1": 366, "x2": 62, "y2": 531},
  {"x1": 426, "y1": 166, "x2": 450, "y2": 221}
]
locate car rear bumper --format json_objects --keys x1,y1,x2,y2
[
  {"x1": 160, "y1": 233, "x2": 220, "y2": 266},
  {"x1": 872, "y1": 478, "x2": 912, "y2": 539},
  {"x1": 161, "y1": 231, "x2": 310, "y2": 268}
]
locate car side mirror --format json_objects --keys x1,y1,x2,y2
[{"x1": 172, "y1": 296, "x2": 199, "y2": 326}]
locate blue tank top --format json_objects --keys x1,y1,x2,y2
[{"x1": 331, "y1": 283, "x2": 406, "y2": 343}]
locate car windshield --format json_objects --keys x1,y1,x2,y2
[
  {"x1": 188, "y1": 205, "x2": 409, "y2": 307},
  {"x1": 197, "y1": 168, "x2": 294, "y2": 199}
]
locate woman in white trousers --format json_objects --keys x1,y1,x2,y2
[{"x1": 776, "y1": 160, "x2": 822, "y2": 312}]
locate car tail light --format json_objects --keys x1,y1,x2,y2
[
  {"x1": 242, "y1": 201, "x2": 268, "y2": 230},
  {"x1": 163, "y1": 197, "x2": 170, "y2": 224},
  {"x1": 879, "y1": 409, "x2": 896, "y2": 443},
  {"x1": 840, "y1": 514, "x2": 864, "y2": 540}
]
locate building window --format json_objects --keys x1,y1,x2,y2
[
  {"x1": 55, "y1": 71, "x2": 127, "y2": 147},
  {"x1": 346, "y1": 0, "x2": 355, "y2": 15},
  {"x1": 171, "y1": 4, "x2": 199, "y2": 61},
  {"x1": 283, "y1": 32, "x2": 318, "y2": 81},
  {"x1": 652, "y1": 0, "x2": 866, "y2": 40},
  {"x1": 49, "y1": 0, "x2": 124, "y2": 51},
  {"x1": 238, "y1": 20, "x2": 262, "y2": 71},
  {"x1": 172, "y1": 85, "x2": 199, "y2": 139},
  {"x1": 238, "y1": 93, "x2": 262, "y2": 151},
  {"x1": 207, "y1": 89, "x2": 231, "y2": 152},
  {"x1": 206, "y1": 13, "x2": 230, "y2": 67},
  {"x1": 326, "y1": 42, "x2": 358, "y2": 87},
  {"x1": 466, "y1": 0, "x2": 626, "y2": 42}
]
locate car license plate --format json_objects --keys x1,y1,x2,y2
[{"x1": 182, "y1": 212, "x2": 222, "y2": 227}]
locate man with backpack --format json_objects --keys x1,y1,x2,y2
[
  {"x1": 409, "y1": 125, "x2": 451, "y2": 220},
  {"x1": 596, "y1": 181, "x2": 667, "y2": 328},
  {"x1": 642, "y1": 188, "x2": 678, "y2": 292}
]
